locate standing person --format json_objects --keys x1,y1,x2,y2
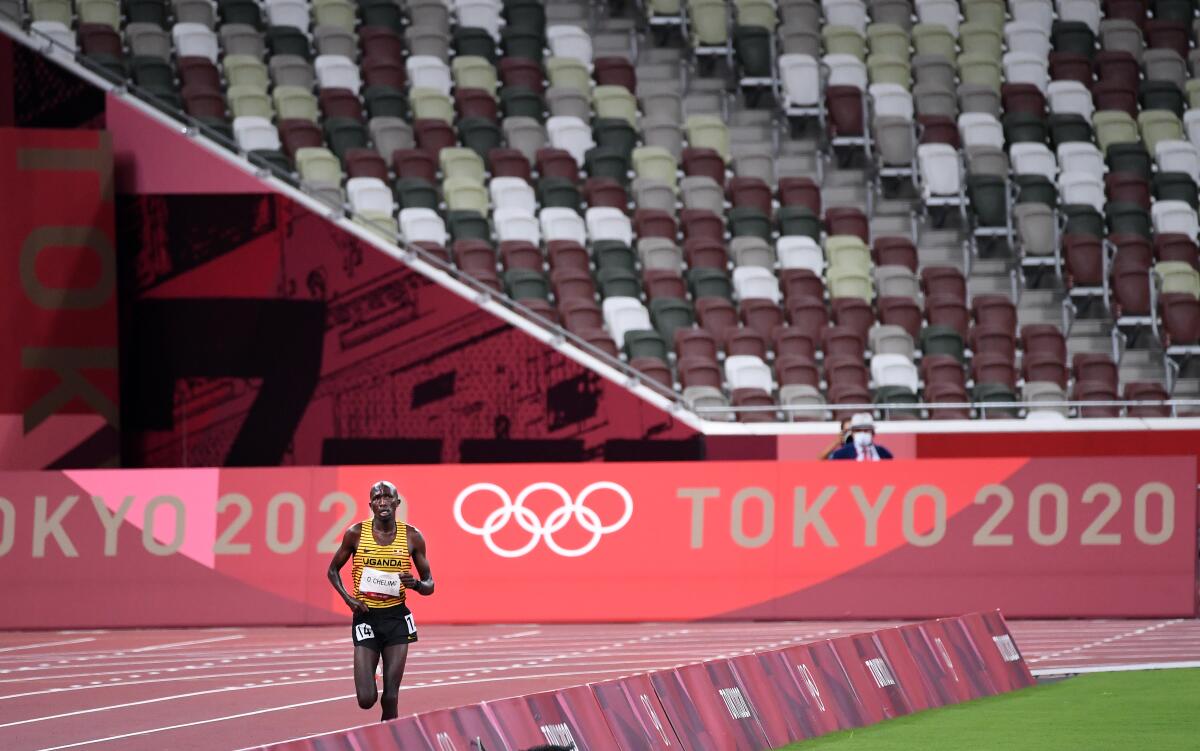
[
  {"x1": 828, "y1": 413, "x2": 894, "y2": 460},
  {"x1": 327, "y1": 480, "x2": 435, "y2": 721}
]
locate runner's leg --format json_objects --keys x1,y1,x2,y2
[
  {"x1": 354, "y1": 645, "x2": 381, "y2": 710},
  {"x1": 379, "y1": 642, "x2": 410, "y2": 721}
]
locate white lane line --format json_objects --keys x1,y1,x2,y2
[
  {"x1": 0, "y1": 666, "x2": 356, "y2": 701},
  {"x1": 128, "y1": 635, "x2": 244, "y2": 653},
  {"x1": 1026, "y1": 619, "x2": 1183, "y2": 664},
  {"x1": 229, "y1": 722, "x2": 376, "y2": 751},
  {"x1": 33, "y1": 693, "x2": 359, "y2": 751},
  {"x1": 0, "y1": 658, "x2": 349, "y2": 686},
  {"x1": 0, "y1": 642, "x2": 804, "y2": 680},
  {"x1": 0, "y1": 654, "x2": 710, "y2": 701},
  {"x1": 0, "y1": 641, "x2": 349, "y2": 668},
  {"x1": 0, "y1": 678, "x2": 348, "y2": 729},
  {"x1": 1032, "y1": 660, "x2": 1200, "y2": 676},
  {"x1": 0, "y1": 639, "x2": 95, "y2": 654},
  {"x1": 0, "y1": 650, "x2": 761, "y2": 697},
  {"x1": 32, "y1": 667, "x2": 676, "y2": 751},
  {"x1": 5, "y1": 633, "x2": 696, "y2": 729}
]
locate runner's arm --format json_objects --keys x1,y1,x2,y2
[
  {"x1": 401, "y1": 526, "x2": 435, "y2": 596},
  {"x1": 327, "y1": 525, "x2": 369, "y2": 613}
]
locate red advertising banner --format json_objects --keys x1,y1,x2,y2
[
  {"x1": 0, "y1": 128, "x2": 119, "y2": 470},
  {"x1": 727, "y1": 652, "x2": 814, "y2": 746},
  {"x1": 0, "y1": 457, "x2": 1194, "y2": 629},
  {"x1": 415, "y1": 704, "x2": 509, "y2": 751},
  {"x1": 486, "y1": 689, "x2": 619, "y2": 751},
  {"x1": 663, "y1": 662, "x2": 773, "y2": 750},
  {"x1": 590, "y1": 674, "x2": 682, "y2": 750},
  {"x1": 262, "y1": 613, "x2": 1034, "y2": 751}
]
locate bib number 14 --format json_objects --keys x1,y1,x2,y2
[{"x1": 405, "y1": 614, "x2": 416, "y2": 634}]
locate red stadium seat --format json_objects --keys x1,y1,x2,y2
[
  {"x1": 873, "y1": 237, "x2": 918, "y2": 271},
  {"x1": 488, "y1": 148, "x2": 533, "y2": 181},
  {"x1": 822, "y1": 325, "x2": 866, "y2": 358},
  {"x1": 359, "y1": 26, "x2": 404, "y2": 61},
  {"x1": 684, "y1": 238, "x2": 729, "y2": 269},
  {"x1": 740, "y1": 298, "x2": 785, "y2": 340},
  {"x1": 643, "y1": 269, "x2": 687, "y2": 300},
  {"x1": 773, "y1": 328, "x2": 818, "y2": 359},
  {"x1": 500, "y1": 241, "x2": 543, "y2": 271},
  {"x1": 679, "y1": 209, "x2": 726, "y2": 242},
  {"x1": 786, "y1": 295, "x2": 830, "y2": 337},
  {"x1": 593, "y1": 57, "x2": 636, "y2": 90},
  {"x1": 393, "y1": 148, "x2": 438, "y2": 182},
  {"x1": 776, "y1": 355, "x2": 821, "y2": 388},
  {"x1": 877, "y1": 296, "x2": 922, "y2": 339},
  {"x1": 830, "y1": 297, "x2": 874, "y2": 341},
  {"x1": 732, "y1": 388, "x2": 777, "y2": 422},
  {"x1": 695, "y1": 297, "x2": 739, "y2": 336},
  {"x1": 778, "y1": 176, "x2": 821, "y2": 215},
  {"x1": 559, "y1": 299, "x2": 604, "y2": 333},
  {"x1": 681, "y1": 147, "x2": 726, "y2": 187},
  {"x1": 675, "y1": 328, "x2": 720, "y2": 361},
  {"x1": 343, "y1": 148, "x2": 389, "y2": 180},
  {"x1": 551, "y1": 268, "x2": 596, "y2": 301},
  {"x1": 536, "y1": 148, "x2": 580, "y2": 182},
  {"x1": 727, "y1": 177, "x2": 774, "y2": 217},
  {"x1": 779, "y1": 268, "x2": 825, "y2": 300},
  {"x1": 499, "y1": 57, "x2": 546, "y2": 94},
  {"x1": 455, "y1": 88, "x2": 499, "y2": 121},
  {"x1": 724, "y1": 327, "x2": 769, "y2": 359},
  {"x1": 362, "y1": 57, "x2": 406, "y2": 90},
  {"x1": 584, "y1": 178, "x2": 628, "y2": 210},
  {"x1": 547, "y1": 240, "x2": 590, "y2": 271}
]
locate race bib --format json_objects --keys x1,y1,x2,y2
[{"x1": 361, "y1": 567, "x2": 401, "y2": 597}]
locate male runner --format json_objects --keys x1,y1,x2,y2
[{"x1": 327, "y1": 480, "x2": 434, "y2": 721}]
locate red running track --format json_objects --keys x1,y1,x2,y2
[{"x1": 1, "y1": 619, "x2": 1198, "y2": 751}]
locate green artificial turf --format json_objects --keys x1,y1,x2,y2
[{"x1": 782, "y1": 669, "x2": 1200, "y2": 750}]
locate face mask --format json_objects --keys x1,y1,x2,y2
[{"x1": 852, "y1": 431, "x2": 874, "y2": 448}]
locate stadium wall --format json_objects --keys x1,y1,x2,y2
[
  {"x1": 0, "y1": 457, "x2": 1194, "y2": 629},
  {"x1": 0, "y1": 36, "x2": 698, "y2": 471},
  {"x1": 4, "y1": 34, "x2": 1200, "y2": 474}
]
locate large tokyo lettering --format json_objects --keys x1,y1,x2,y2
[
  {"x1": 678, "y1": 481, "x2": 1178, "y2": 549},
  {"x1": 1, "y1": 129, "x2": 120, "y2": 469},
  {"x1": 0, "y1": 490, "x2": 367, "y2": 558}
]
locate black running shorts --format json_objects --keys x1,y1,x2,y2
[{"x1": 351, "y1": 603, "x2": 417, "y2": 651}]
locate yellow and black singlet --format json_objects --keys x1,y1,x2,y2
[{"x1": 351, "y1": 519, "x2": 410, "y2": 608}]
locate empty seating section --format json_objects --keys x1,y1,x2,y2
[{"x1": 25, "y1": 0, "x2": 1200, "y2": 420}]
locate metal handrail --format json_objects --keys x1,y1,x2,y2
[{"x1": 694, "y1": 399, "x2": 1200, "y2": 418}]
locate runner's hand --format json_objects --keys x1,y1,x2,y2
[
  {"x1": 399, "y1": 572, "x2": 417, "y2": 589},
  {"x1": 345, "y1": 597, "x2": 370, "y2": 614}
]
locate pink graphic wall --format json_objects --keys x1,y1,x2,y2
[{"x1": 0, "y1": 457, "x2": 1194, "y2": 630}]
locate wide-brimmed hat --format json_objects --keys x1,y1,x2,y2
[{"x1": 849, "y1": 412, "x2": 875, "y2": 431}]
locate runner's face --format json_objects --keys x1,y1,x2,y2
[{"x1": 369, "y1": 492, "x2": 399, "y2": 520}]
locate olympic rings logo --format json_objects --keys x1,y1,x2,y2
[{"x1": 453, "y1": 482, "x2": 634, "y2": 558}]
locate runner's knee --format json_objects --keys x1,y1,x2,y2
[{"x1": 357, "y1": 688, "x2": 377, "y2": 709}]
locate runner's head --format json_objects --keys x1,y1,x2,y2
[{"x1": 369, "y1": 480, "x2": 401, "y2": 520}]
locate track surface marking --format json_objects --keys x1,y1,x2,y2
[{"x1": 0, "y1": 619, "x2": 1197, "y2": 751}]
